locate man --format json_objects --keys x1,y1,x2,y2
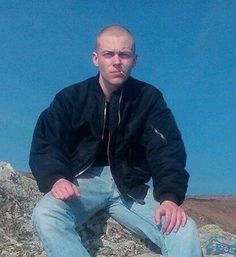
[{"x1": 30, "y1": 25, "x2": 202, "y2": 257}]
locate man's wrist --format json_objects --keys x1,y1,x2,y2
[
  {"x1": 158, "y1": 193, "x2": 181, "y2": 206},
  {"x1": 47, "y1": 175, "x2": 67, "y2": 191}
]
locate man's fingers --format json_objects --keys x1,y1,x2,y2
[
  {"x1": 173, "y1": 210, "x2": 182, "y2": 233},
  {"x1": 166, "y1": 208, "x2": 187, "y2": 233},
  {"x1": 182, "y1": 211, "x2": 187, "y2": 227},
  {"x1": 62, "y1": 183, "x2": 80, "y2": 200},
  {"x1": 72, "y1": 183, "x2": 80, "y2": 197},
  {"x1": 163, "y1": 209, "x2": 174, "y2": 234},
  {"x1": 155, "y1": 208, "x2": 165, "y2": 224},
  {"x1": 51, "y1": 189, "x2": 60, "y2": 199},
  {"x1": 155, "y1": 201, "x2": 188, "y2": 235},
  {"x1": 51, "y1": 187, "x2": 65, "y2": 200},
  {"x1": 173, "y1": 208, "x2": 187, "y2": 232},
  {"x1": 52, "y1": 187, "x2": 69, "y2": 200},
  {"x1": 62, "y1": 186, "x2": 73, "y2": 200},
  {"x1": 51, "y1": 179, "x2": 80, "y2": 201}
]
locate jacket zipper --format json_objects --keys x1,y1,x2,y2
[
  {"x1": 102, "y1": 100, "x2": 107, "y2": 140},
  {"x1": 75, "y1": 160, "x2": 95, "y2": 177},
  {"x1": 108, "y1": 91, "x2": 124, "y2": 195},
  {"x1": 107, "y1": 132, "x2": 111, "y2": 165},
  {"x1": 152, "y1": 125, "x2": 168, "y2": 144},
  {"x1": 75, "y1": 99, "x2": 108, "y2": 177},
  {"x1": 118, "y1": 89, "x2": 123, "y2": 126},
  {"x1": 108, "y1": 89, "x2": 123, "y2": 167}
]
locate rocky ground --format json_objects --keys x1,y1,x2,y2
[
  {"x1": 0, "y1": 161, "x2": 235, "y2": 257},
  {"x1": 184, "y1": 196, "x2": 236, "y2": 235}
]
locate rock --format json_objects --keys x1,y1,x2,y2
[
  {"x1": 0, "y1": 161, "x2": 46, "y2": 257},
  {"x1": 79, "y1": 214, "x2": 161, "y2": 257},
  {"x1": 199, "y1": 225, "x2": 236, "y2": 257},
  {"x1": 0, "y1": 161, "x2": 235, "y2": 257},
  {"x1": 0, "y1": 161, "x2": 15, "y2": 173}
]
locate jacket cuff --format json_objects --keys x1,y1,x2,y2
[
  {"x1": 155, "y1": 192, "x2": 183, "y2": 206},
  {"x1": 38, "y1": 175, "x2": 66, "y2": 193}
]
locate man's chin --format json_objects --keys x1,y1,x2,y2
[
  {"x1": 100, "y1": 74, "x2": 128, "y2": 88},
  {"x1": 109, "y1": 77, "x2": 127, "y2": 86}
]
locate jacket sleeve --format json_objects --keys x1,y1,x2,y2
[
  {"x1": 142, "y1": 91, "x2": 189, "y2": 205},
  {"x1": 29, "y1": 91, "x2": 73, "y2": 193}
]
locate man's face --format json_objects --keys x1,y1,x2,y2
[{"x1": 92, "y1": 33, "x2": 137, "y2": 88}]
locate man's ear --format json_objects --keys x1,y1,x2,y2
[
  {"x1": 133, "y1": 54, "x2": 138, "y2": 68},
  {"x1": 92, "y1": 52, "x2": 99, "y2": 67}
]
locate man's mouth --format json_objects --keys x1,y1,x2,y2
[{"x1": 111, "y1": 71, "x2": 125, "y2": 76}]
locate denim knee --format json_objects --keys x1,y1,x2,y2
[
  {"x1": 32, "y1": 201, "x2": 48, "y2": 223},
  {"x1": 185, "y1": 216, "x2": 198, "y2": 232},
  {"x1": 32, "y1": 197, "x2": 53, "y2": 231},
  {"x1": 31, "y1": 193, "x2": 70, "y2": 231},
  {"x1": 176, "y1": 216, "x2": 200, "y2": 244}
]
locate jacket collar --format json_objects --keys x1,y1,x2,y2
[{"x1": 93, "y1": 73, "x2": 127, "y2": 104}]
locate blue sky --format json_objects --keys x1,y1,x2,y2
[{"x1": 1, "y1": 1, "x2": 235, "y2": 195}]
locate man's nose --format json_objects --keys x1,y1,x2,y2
[{"x1": 113, "y1": 54, "x2": 121, "y2": 65}]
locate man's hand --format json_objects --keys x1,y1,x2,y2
[
  {"x1": 155, "y1": 200, "x2": 187, "y2": 234},
  {"x1": 51, "y1": 178, "x2": 80, "y2": 201}
]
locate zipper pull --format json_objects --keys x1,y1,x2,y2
[{"x1": 152, "y1": 126, "x2": 168, "y2": 144}]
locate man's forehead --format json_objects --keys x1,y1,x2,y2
[
  {"x1": 97, "y1": 34, "x2": 134, "y2": 52},
  {"x1": 98, "y1": 45, "x2": 133, "y2": 53}
]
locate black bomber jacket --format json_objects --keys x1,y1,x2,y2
[{"x1": 29, "y1": 75, "x2": 189, "y2": 205}]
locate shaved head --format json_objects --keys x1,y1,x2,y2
[
  {"x1": 95, "y1": 25, "x2": 136, "y2": 54},
  {"x1": 92, "y1": 24, "x2": 137, "y2": 96}
]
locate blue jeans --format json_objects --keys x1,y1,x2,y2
[{"x1": 32, "y1": 166, "x2": 202, "y2": 257}]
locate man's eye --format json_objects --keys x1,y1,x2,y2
[
  {"x1": 119, "y1": 53, "x2": 131, "y2": 59},
  {"x1": 103, "y1": 52, "x2": 114, "y2": 58}
]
